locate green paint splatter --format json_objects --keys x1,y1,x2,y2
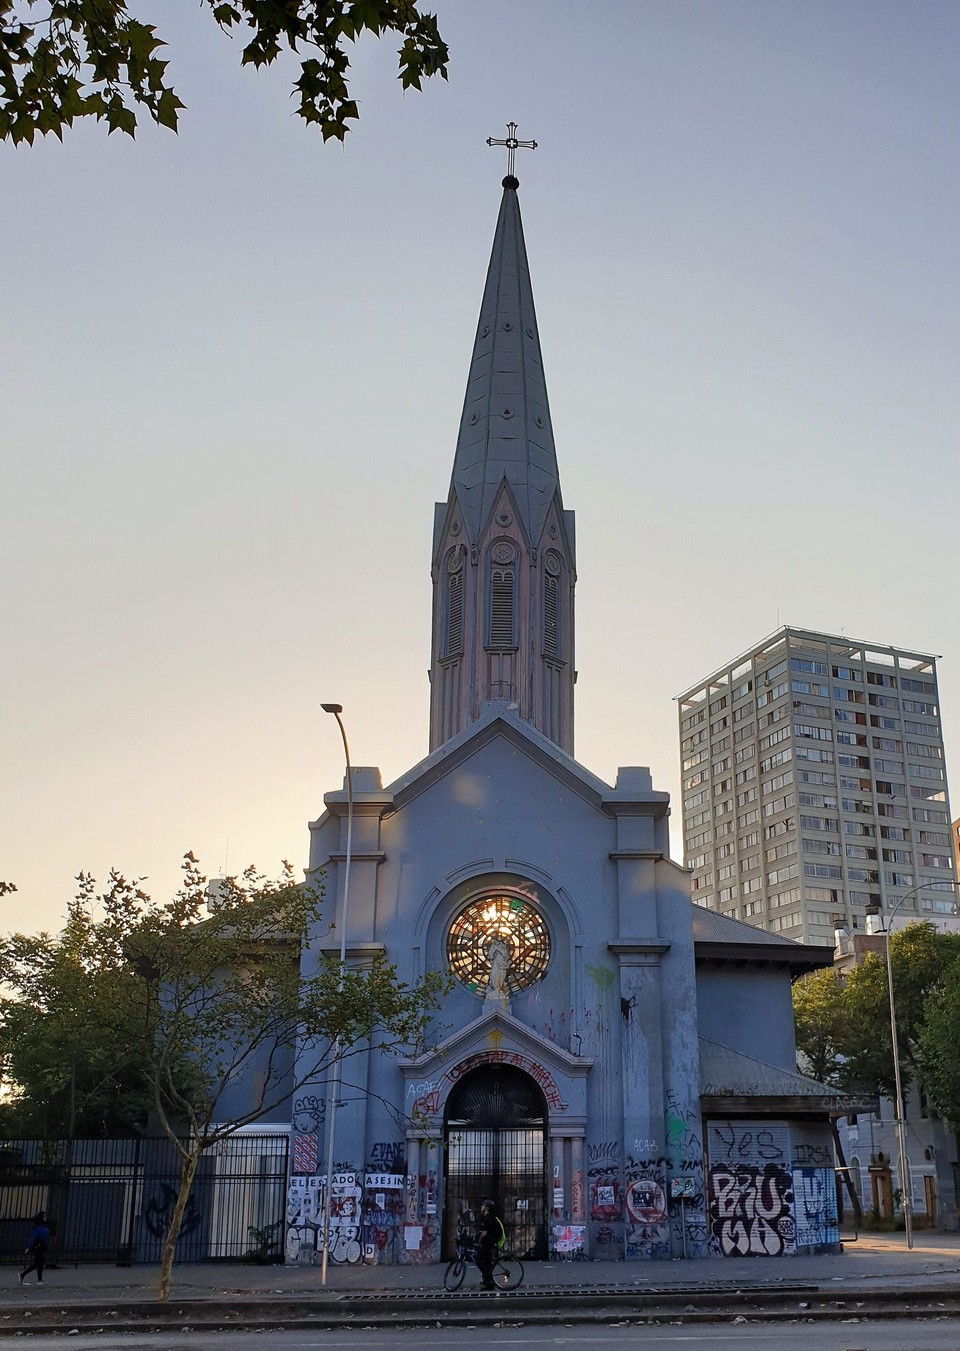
[{"x1": 585, "y1": 964, "x2": 615, "y2": 991}]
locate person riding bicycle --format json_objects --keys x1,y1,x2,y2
[{"x1": 475, "y1": 1198, "x2": 505, "y2": 1291}]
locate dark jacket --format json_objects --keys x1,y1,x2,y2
[{"x1": 25, "y1": 1224, "x2": 49, "y2": 1252}]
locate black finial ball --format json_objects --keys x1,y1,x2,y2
[{"x1": 502, "y1": 174, "x2": 520, "y2": 190}]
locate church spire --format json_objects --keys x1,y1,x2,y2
[{"x1": 429, "y1": 147, "x2": 577, "y2": 754}]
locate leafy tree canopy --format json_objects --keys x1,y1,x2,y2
[
  {"x1": 0, "y1": 0, "x2": 448, "y2": 145},
  {"x1": 0, "y1": 855, "x2": 449, "y2": 1297}
]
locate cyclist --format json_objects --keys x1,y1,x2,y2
[{"x1": 476, "y1": 1199, "x2": 505, "y2": 1291}]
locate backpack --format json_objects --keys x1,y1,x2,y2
[{"x1": 494, "y1": 1216, "x2": 506, "y2": 1251}]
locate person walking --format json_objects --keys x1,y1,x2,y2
[
  {"x1": 475, "y1": 1198, "x2": 505, "y2": 1291},
  {"x1": 19, "y1": 1212, "x2": 49, "y2": 1285}
]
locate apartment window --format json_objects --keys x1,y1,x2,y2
[
  {"x1": 845, "y1": 844, "x2": 878, "y2": 861},
  {"x1": 834, "y1": 709, "x2": 867, "y2": 724},
  {"x1": 869, "y1": 693, "x2": 899, "y2": 709},
  {"x1": 832, "y1": 666, "x2": 862, "y2": 683},
  {"x1": 882, "y1": 848, "x2": 912, "y2": 864},
  {"x1": 901, "y1": 678, "x2": 935, "y2": 694},
  {"x1": 796, "y1": 747, "x2": 833, "y2": 763},
  {"x1": 903, "y1": 698, "x2": 938, "y2": 716},
  {"x1": 908, "y1": 741, "x2": 943, "y2": 759},
  {"x1": 845, "y1": 821, "x2": 876, "y2": 836},
  {"x1": 872, "y1": 737, "x2": 902, "y2": 752},
  {"x1": 838, "y1": 753, "x2": 871, "y2": 769},
  {"x1": 796, "y1": 723, "x2": 833, "y2": 741},
  {"x1": 764, "y1": 818, "x2": 793, "y2": 840},
  {"x1": 804, "y1": 863, "x2": 842, "y2": 879},
  {"x1": 870, "y1": 716, "x2": 900, "y2": 730},
  {"x1": 804, "y1": 837, "x2": 841, "y2": 856},
  {"x1": 913, "y1": 807, "x2": 947, "y2": 823},
  {"x1": 867, "y1": 671, "x2": 897, "y2": 687},
  {"x1": 834, "y1": 687, "x2": 864, "y2": 704},
  {"x1": 767, "y1": 863, "x2": 800, "y2": 885},
  {"x1": 797, "y1": 770, "x2": 835, "y2": 786},
  {"x1": 920, "y1": 853, "x2": 952, "y2": 868},
  {"x1": 836, "y1": 731, "x2": 867, "y2": 746},
  {"x1": 793, "y1": 679, "x2": 828, "y2": 697},
  {"x1": 879, "y1": 826, "x2": 907, "y2": 841},
  {"x1": 800, "y1": 815, "x2": 839, "y2": 832},
  {"x1": 792, "y1": 658, "x2": 827, "y2": 675}
]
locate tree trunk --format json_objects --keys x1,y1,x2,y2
[
  {"x1": 831, "y1": 1118, "x2": 863, "y2": 1228},
  {"x1": 158, "y1": 1146, "x2": 201, "y2": 1300}
]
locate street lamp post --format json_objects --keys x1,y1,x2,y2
[
  {"x1": 865, "y1": 879, "x2": 960, "y2": 1251},
  {"x1": 319, "y1": 703, "x2": 354, "y2": 1287}
]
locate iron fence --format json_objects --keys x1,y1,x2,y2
[{"x1": 0, "y1": 1134, "x2": 288, "y2": 1265}]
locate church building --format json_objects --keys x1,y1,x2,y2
[{"x1": 288, "y1": 154, "x2": 845, "y2": 1265}]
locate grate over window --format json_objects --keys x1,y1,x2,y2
[
  {"x1": 489, "y1": 568, "x2": 515, "y2": 648},
  {"x1": 543, "y1": 574, "x2": 559, "y2": 658},
  {"x1": 445, "y1": 570, "x2": 463, "y2": 657}
]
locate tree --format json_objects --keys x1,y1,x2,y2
[
  {"x1": 835, "y1": 924, "x2": 960, "y2": 1101},
  {"x1": 792, "y1": 966, "x2": 862, "y2": 1225},
  {"x1": 917, "y1": 958, "x2": 960, "y2": 1129},
  {"x1": 0, "y1": 872, "x2": 155, "y2": 1137},
  {"x1": 792, "y1": 966, "x2": 847, "y2": 1085},
  {"x1": 0, "y1": 0, "x2": 448, "y2": 145},
  {"x1": 0, "y1": 855, "x2": 448, "y2": 1299}
]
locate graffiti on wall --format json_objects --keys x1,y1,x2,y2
[
  {"x1": 708, "y1": 1163, "x2": 795, "y2": 1256},
  {"x1": 588, "y1": 1139, "x2": 621, "y2": 1222},
  {"x1": 792, "y1": 1167, "x2": 838, "y2": 1249},
  {"x1": 623, "y1": 1155, "x2": 669, "y2": 1259},
  {"x1": 292, "y1": 1094, "x2": 326, "y2": 1135},
  {"x1": 405, "y1": 1050, "x2": 567, "y2": 1125}
]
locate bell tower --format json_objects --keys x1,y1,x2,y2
[{"x1": 429, "y1": 142, "x2": 576, "y2": 754}]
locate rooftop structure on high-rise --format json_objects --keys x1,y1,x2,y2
[{"x1": 677, "y1": 627, "x2": 957, "y2": 947}]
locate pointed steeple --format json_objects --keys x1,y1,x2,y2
[
  {"x1": 449, "y1": 178, "x2": 560, "y2": 548},
  {"x1": 429, "y1": 170, "x2": 576, "y2": 755}
]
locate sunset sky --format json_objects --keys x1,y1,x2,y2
[{"x1": 3, "y1": 1, "x2": 959, "y2": 929}]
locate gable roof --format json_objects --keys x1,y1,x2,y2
[
  {"x1": 692, "y1": 907, "x2": 833, "y2": 974},
  {"x1": 699, "y1": 1037, "x2": 850, "y2": 1112}
]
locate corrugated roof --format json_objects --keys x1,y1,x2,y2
[
  {"x1": 699, "y1": 1038, "x2": 845, "y2": 1101},
  {"x1": 691, "y1": 908, "x2": 799, "y2": 946}
]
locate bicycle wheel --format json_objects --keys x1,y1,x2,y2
[
  {"x1": 443, "y1": 1257, "x2": 466, "y2": 1291},
  {"x1": 493, "y1": 1254, "x2": 523, "y2": 1289}
]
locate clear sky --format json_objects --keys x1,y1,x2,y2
[{"x1": 3, "y1": 1, "x2": 959, "y2": 931}]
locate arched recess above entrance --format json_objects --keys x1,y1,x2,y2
[
  {"x1": 421, "y1": 871, "x2": 574, "y2": 1022},
  {"x1": 443, "y1": 1063, "x2": 549, "y2": 1260}
]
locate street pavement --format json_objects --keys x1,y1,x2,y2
[
  {"x1": 6, "y1": 1230, "x2": 960, "y2": 1300},
  {"x1": 1, "y1": 1232, "x2": 959, "y2": 1336}
]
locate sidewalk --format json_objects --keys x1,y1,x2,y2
[{"x1": 6, "y1": 1231, "x2": 960, "y2": 1303}]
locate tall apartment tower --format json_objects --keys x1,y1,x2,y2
[{"x1": 677, "y1": 627, "x2": 957, "y2": 947}]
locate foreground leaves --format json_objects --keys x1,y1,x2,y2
[{"x1": 0, "y1": 0, "x2": 448, "y2": 144}]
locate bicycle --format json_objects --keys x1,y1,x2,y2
[{"x1": 443, "y1": 1225, "x2": 524, "y2": 1291}]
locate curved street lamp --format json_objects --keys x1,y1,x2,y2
[
  {"x1": 319, "y1": 703, "x2": 354, "y2": 1286},
  {"x1": 865, "y1": 878, "x2": 960, "y2": 1250}
]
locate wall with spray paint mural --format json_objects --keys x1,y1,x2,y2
[{"x1": 706, "y1": 1120, "x2": 837, "y2": 1257}]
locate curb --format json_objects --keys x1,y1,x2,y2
[{"x1": 2, "y1": 1283, "x2": 959, "y2": 1336}]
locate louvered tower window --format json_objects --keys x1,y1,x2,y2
[
  {"x1": 543, "y1": 574, "x2": 560, "y2": 659},
  {"x1": 488, "y1": 568, "x2": 516, "y2": 649},
  {"x1": 445, "y1": 569, "x2": 463, "y2": 658}
]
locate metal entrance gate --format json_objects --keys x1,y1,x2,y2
[{"x1": 444, "y1": 1065, "x2": 547, "y2": 1259}]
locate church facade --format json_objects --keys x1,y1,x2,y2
[{"x1": 287, "y1": 168, "x2": 844, "y2": 1265}]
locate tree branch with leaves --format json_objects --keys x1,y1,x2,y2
[{"x1": 0, "y1": 0, "x2": 448, "y2": 144}]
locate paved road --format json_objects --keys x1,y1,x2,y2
[{"x1": 15, "y1": 1321, "x2": 960, "y2": 1350}]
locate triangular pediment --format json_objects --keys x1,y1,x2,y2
[
  {"x1": 388, "y1": 701, "x2": 612, "y2": 810},
  {"x1": 400, "y1": 1006, "x2": 592, "y2": 1081},
  {"x1": 397, "y1": 1007, "x2": 592, "y2": 1130}
]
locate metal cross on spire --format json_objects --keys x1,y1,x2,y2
[{"x1": 486, "y1": 121, "x2": 537, "y2": 179}]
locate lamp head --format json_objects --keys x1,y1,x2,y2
[{"x1": 321, "y1": 703, "x2": 343, "y2": 715}]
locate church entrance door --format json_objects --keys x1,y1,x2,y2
[{"x1": 443, "y1": 1064, "x2": 547, "y2": 1260}]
